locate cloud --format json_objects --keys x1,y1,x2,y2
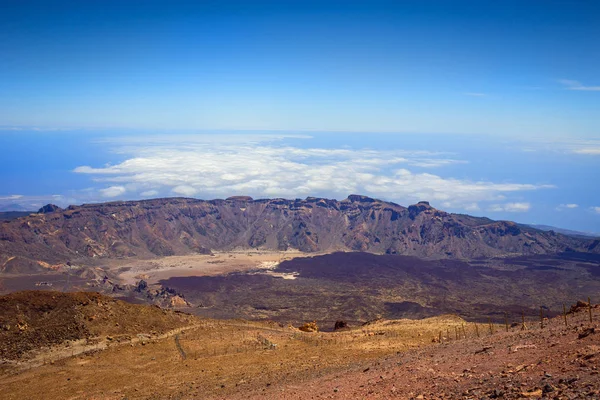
[
  {"x1": 462, "y1": 203, "x2": 481, "y2": 212},
  {"x1": 172, "y1": 186, "x2": 198, "y2": 197},
  {"x1": 0, "y1": 195, "x2": 24, "y2": 200},
  {"x1": 406, "y1": 159, "x2": 468, "y2": 168},
  {"x1": 559, "y1": 79, "x2": 600, "y2": 91},
  {"x1": 0, "y1": 194, "x2": 75, "y2": 210},
  {"x1": 140, "y1": 190, "x2": 159, "y2": 197},
  {"x1": 73, "y1": 135, "x2": 554, "y2": 212},
  {"x1": 517, "y1": 137, "x2": 600, "y2": 156},
  {"x1": 572, "y1": 148, "x2": 600, "y2": 155},
  {"x1": 556, "y1": 203, "x2": 579, "y2": 210},
  {"x1": 99, "y1": 186, "x2": 126, "y2": 198},
  {"x1": 0, "y1": 126, "x2": 71, "y2": 132},
  {"x1": 592, "y1": 207, "x2": 600, "y2": 214},
  {"x1": 488, "y1": 202, "x2": 531, "y2": 212}
]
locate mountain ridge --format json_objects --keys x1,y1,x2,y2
[
  {"x1": 525, "y1": 223, "x2": 599, "y2": 239},
  {"x1": 1, "y1": 195, "x2": 598, "y2": 271}
]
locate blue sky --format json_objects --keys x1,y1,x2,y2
[{"x1": 0, "y1": 1, "x2": 599, "y2": 232}]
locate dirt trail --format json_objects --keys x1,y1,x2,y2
[
  {"x1": 4, "y1": 318, "x2": 285, "y2": 372},
  {"x1": 0, "y1": 314, "x2": 469, "y2": 399},
  {"x1": 174, "y1": 333, "x2": 186, "y2": 359},
  {"x1": 11, "y1": 324, "x2": 203, "y2": 371}
]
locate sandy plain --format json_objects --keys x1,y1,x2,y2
[{"x1": 112, "y1": 249, "x2": 315, "y2": 285}]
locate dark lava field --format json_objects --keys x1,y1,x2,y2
[{"x1": 161, "y1": 251, "x2": 600, "y2": 328}]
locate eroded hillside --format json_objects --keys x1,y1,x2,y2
[
  {"x1": 1, "y1": 196, "x2": 598, "y2": 272},
  {"x1": 0, "y1": 291, "x2": 194, "y2": 361}
]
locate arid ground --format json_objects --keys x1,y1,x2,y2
[
  {"x1": 111, "y1": 249, "x2": 309, "y2": 285},
  {"x1": 1, "y1": 291, "x2": 599, "y2": 400}
]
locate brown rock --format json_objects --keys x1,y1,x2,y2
[
  {"x1": 298, "y1": 321, "x2": 318, "y2": 332},
  {"x1": 1, "y1": 196, "x2": 597, "y2": 270},
  {"x1": 334, "y1": 320, "x2": 348, "y2": 330}
]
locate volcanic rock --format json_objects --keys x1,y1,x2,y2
[
  {"x1": 37, "y1": 204, "x2": 63, "y2": 214},
  {"x1": 334, "y1": 320, "x2": 349, "y2": 330},
  {"x1": 298, "y1": 321, "x2": 318, "y2": 332},
  {"x1": 0, "y1": 196, "x2": 598, "y2": 268}
]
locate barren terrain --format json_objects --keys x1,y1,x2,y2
[
  {"x1": 161, "y1": 251, "x2": 600, "y2": 326},
  {"x1": 1, "y1": 292, "x2": 599, "y2": 399},
  {"x1": 236, "y1": 305, "x2": 600, "y2": 400},
  {"x1": 112, "y1": 249, "x2": 309, "y2": 285},
  {"x1": 2, "y1": 197, "x2": 600, "y2": 399},
  {"x1": 2, "y1": 197, "x2": 598, "y2": 275}
]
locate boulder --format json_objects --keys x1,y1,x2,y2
[
  {"x1": 334, "y1": 320, "x2": 348, "y2": 330},
  {"x1": 298, "y1": 321, "x2": 318, "y2": 332}
]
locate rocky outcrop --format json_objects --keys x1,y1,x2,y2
[
  {"x1": 0, "y1": 196, "x2": 598, "y2": 267},
  {"x1": 37, "y1": 204, "x2": 63, "y2": 214},
  {"x1": 298, "y1": 321, "x2": 319, "y2": 332},
  {"x1": 334, "y1": 320, "x2": 349, "y2": 330}
]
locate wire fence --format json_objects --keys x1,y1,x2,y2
[{"x1": 6, "y1": 299, "x2": 596, "y2": 370}]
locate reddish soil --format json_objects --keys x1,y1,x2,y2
[
  {"x1": 1, "y1": 293, "x2": 599, "y2": 400},
  {"x1": 231, "y1": 307, "x2": 600, "y2": 400}
]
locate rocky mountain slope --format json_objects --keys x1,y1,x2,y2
[{"x1": 1, "y1": 195, "x2": 598, "y2": 270}]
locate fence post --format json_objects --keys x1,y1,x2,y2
[
  {"x1": 488, "y1": 317, "x2": 493, "y2": 334},
  {"x1": 504, "y1": 313, "x2": 509, "y2": 332},
  {"x1": 475, "y1": 323, "x2": 480, "y2": 338},
  {"x1": 540, "y1": 306, "x2": 544, "y2": 329},
  {"x1": 521, "y1": 311, "x2": 527, "y2": 330}
]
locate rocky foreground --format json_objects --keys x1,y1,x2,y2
[
  {"x1": 237, "y1": 304, "x2": 600, "y2": 400},
  {"x1": 1, "y1": 292, "x2": 599, "y2": 400}
]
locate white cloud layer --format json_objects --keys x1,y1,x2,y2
[
  {"x1": 172, "y1": 185, "x2": 198, "y2": 196},
  {"x1": 559, "y1": 79, "x2": 600, "y2": 91},
  {"x1": 592, "y1": 207, "x2": 600, "y2": 215},
  {"x1": 488, "y1": 202, "x2": 531, "y2": 212},
  {"x1": 572, "y1": 148, "x2": 600, "y2": 155},
  {"x1": 99, "y1": 186, "x2": 127, "y2": 198},
  {"x1": 0, "y1": 195, "x2": 24, "y2": 200},
  {"x1": 0, "y1": 194, "x2": 72, "y2": 211},
  {"x1": 73, "y1": 135, "x2": 552, "y2": 211},
  {"x1": 518, "y1": 137, "x2": 600, "y2": 156},
  {"x1": 556, "y1": 203, "x2": 579, "y2": 210}
]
